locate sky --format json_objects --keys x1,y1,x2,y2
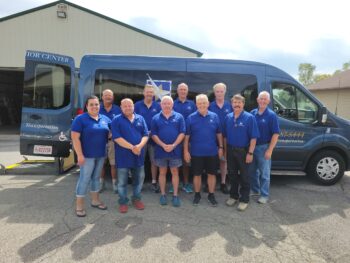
[{"x1": 1, "y1": 0, "x2": 350, "y2": 77}]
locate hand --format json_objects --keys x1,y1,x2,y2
[
  {"x1": 246, "y1": 153, "x2": 253, "y2": 164},
  {"x1": 163, "y1": 144, "x2": 174, "y2": 153},
  {"x1": 132, "y1": 145, "x2": 141, "y2": 155},
  {"x1": 184, "y1": 151, "x2": 191, "y2": 163},
  {"x1": 265, "y1": 149, "x2": 272, "y2": 160},
  {"x1": 77, "y1": 154, "x2": 85, "y2": 166}
]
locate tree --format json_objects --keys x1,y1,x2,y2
[
  {"x1": 342, "y1": 62, "x2": 350, "y2": 71},
  {"x1": 313, "y1": 73, "x2": 332, "y2": 83},
  {"x1": 298, "y1": 63, "x2": 316, "y2": 86}
]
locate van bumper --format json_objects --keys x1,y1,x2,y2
[{"x1": 20, "y1": 138, "x2": 71, "y2": 157}]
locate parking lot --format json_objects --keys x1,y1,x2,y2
[{"x1": 0, "y1": 133, "x2": 350, "y2": 262}]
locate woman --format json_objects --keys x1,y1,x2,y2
[{"x1": 71, "y1": 95, "x2": 111, "y2": 217}]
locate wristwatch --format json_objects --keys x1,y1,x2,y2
[{"x1": 248, "y1": 152, "x2": 253, "y2": 155}]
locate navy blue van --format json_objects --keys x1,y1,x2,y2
[{"x1": 20, "y1": 50, "x2": 350, "y2": 185}]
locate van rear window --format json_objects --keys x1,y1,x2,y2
[
  {"x1": 23, "y1": 62, "x2": 71, "y2": 109},
  {"x1": 94, "y1": 69, "x2": 257, "y2": 107}
]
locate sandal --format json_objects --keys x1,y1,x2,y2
[
  {"x1": 76, "y1": 209, "x2": 86, "y2": 217},
  {"x1": 91, "y1": 203, "x2": 108, "y2": 210}
]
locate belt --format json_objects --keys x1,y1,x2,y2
[
  {"x1": 227, "y1": 145, "x2": 247, "y2": 151},
  {"x1": 256, "y1": 142, "x2": 269, "y2": 145}
]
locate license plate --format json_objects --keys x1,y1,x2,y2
[{"x1": 33, "y1": 145, "x2": 53, "y2": 155}]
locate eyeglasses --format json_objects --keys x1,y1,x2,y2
[{"x1": 88, "y1": 103, "x2": 99, "y2": 106}]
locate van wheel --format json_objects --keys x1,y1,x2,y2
[{"x1": 307, "y1": 150, "x2": 345, "y2": 185}]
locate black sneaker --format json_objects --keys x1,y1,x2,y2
[
  {"x1": 193, "y1": 193, "x2": 201, "y2": 206},
  {"x1": 208, "y1": 193, "x2": 218, "y2": 207},
  {"x1": 151, "y1": 183, "x2": 160, "y2": 193},
  {"x1": 220, "y1": 183, "x2": 229, "y2": 194}
]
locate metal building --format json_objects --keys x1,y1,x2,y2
[{"x1": 0, "y1": 0, "x2": 202, "y2": 128}]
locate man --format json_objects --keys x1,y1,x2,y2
[
  {"x1": 111, "y1": 98, "x2": 149, "y2": 213},
  {"x1": 208, "y1": 83, "x2": 232, "y2": 194},
  {"x1": 135, "y1": 84, "x2": 161, "y2": 193},
  {"x1": 249, "y1": 91, "x2": 280, "y2": 204},
  {"x1": 223, "y1": 94, "x2": 259, "y2": 211},
  {"x1": 173, "y1": 83, "x2": 196, "y2": 193},
  {"x1": 151, "y1": 96, "x2": 185, "y2": 207},
  {"x1": 184, "y1": 94, "x2": 223, "y2": 207},
  {"x1": 99, "y1": 89, "x2": 121, "y2": 193}
]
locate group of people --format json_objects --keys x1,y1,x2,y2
[{"x1": 71, "y1": 82, "x2": 280, "y2": 217}]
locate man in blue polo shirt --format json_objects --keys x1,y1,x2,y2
[
  {"x1": 184, "y1": 94, "x2": 223, "y2": 207},
  {"x1": 151, "y1": 96, "x2": 185, "y2": 207},
  {"x1": 209, "y1": 83, "x2": 232, "y2": 194},
  {"x1": 99, "y1": 89, "x2": 121, "y2": 193},
  {"x1": 249, "y1": 91, "x2": 280, "y2": 204},
  {"x1": 223, "y1": 94, "x2": 259, "y2": 211},
  {"x1": 173, "y1": 83, "x2": 196, "y2": 194},
  {"x1": 135, "y1": 84, "x2": 161, "y2": 193},
  {"x1": 111, "y1": 98, "x2": 149, "y2": 213}
]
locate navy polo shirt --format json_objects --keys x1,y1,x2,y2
[
  {"x1": 111, "y1": 113, "x2": 148, "y2": 168},
  {"x1": 209, "y1": 100, "x2": 233, "y2": 126},
  {"x1": 71, "y1": 113, "x2": 110, "y2": 158},
  {"x1": 223, "y1": 111, "x2": 259, "y2": 148},
  {"x1": 151, "y1": 111, "x2": 186, "y2": 159},
  {"x1": 99, "y1": 104, "x2": 121, "y2": 121},
  {"x1": 134, "y1": 100, "x2": 161, "y2": 131},
  {"x1": 173, "y1": 99, "x2": 196, "y2": 119},
  {"x1": 251, "y1": 107, "x2": 280, "y2": 145},
  {"x1": 186, "y1": 111, "x2": 221, "y2": 157}
]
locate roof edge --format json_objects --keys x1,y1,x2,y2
[{"x1": 0, "y1": 0, "x2": 203, "y2": 57}]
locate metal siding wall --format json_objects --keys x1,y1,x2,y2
[
  {"x1": 337, "y1": 89, "x2": 350, "y2": 120},
  {"x1": 0, "y1": 5, "x2": 197, "y2": 67}
]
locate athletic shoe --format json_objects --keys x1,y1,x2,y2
[
  {"x1": 237, "y1": 202, "x2": 248, "y2": 211},
  {"x1": 182, "y1": 183, "x2": 193, "y2": 193},
  {"x1": 193, "y1": 193, "x2": 201, "y2": 206},
  {"x1": 133, "y1": 200, "x2": 145, "y2": 210},
  {"x1": 169, "y1": 185, "x2": 174, "y2": 193},
  {"x1": 160, "y1": 195, "x2": 168, "y2": 206},
  {"x1": 220, "y1": 183, "x2": 229, "y2": 194},
  {"x1": 226, "y1": 197, "x2": 238, "y2": 207},
  {"x1": 172, "y1": 196, "x2": 181, "y2": 207},
  {"x1": 119, "y1": 204, "x2": 128, "y2": 213},
  {"x1": 257, "y1": 196, "x2": 268, "y2": 204},
  {"x1": 151, "y1": 183, "x2": 160, "y2": 193},
  {"x1": 207, "y1": 193, "x2": 218, "y2": 207}
]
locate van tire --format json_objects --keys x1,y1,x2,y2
[{"x1": 307, "y1": 150, "x2": 345, "y2": 185}]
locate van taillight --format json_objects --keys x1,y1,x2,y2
[{"x1": 76, "y1": 108, "x2": 84, "y2": 115}]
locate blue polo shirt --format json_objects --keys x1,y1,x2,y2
[
  {"x1": 209, "y1": 100, "x2": 233, "y2": 126},
  {"x1": 223, "y1": 111, "x2": 259, "y2": 148},
  {"x1": 99, "y1": 104, "x2": 121, "y2": 121},
  {"x1": 251, "y1": 107, "x2": 280, "y2": 145},
  {"x1": 186, "y1": 111, "x2": 221, "y2": 157},
  {"x1": 71, "y1": 113, "x2": 110, "y2": 158},
  {"x1": 134, "y1": 100, "x2": 161, "y2": 131},
  {"x1": 111, "y1": 113, "x2": 148, "y2": 168},
  {"x1": 173, "y1": 99, "x2": 196, "y2": 119},
  {"x1": 151, "y1": 111, "x2": 186, "y2": 159}
]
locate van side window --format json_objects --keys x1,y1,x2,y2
[
  {"x1": 23, "y1": 62, "x2": 71, "y2": 109},
  {"x1": 241, "y1": 85, "x2": 258, "y2": 112},
  {"x1": 94, "y1": 69, "x2": 258, "y2": 105},
  {"x1": 272, "y1": 82, "x2": 318, "y2": 123}
]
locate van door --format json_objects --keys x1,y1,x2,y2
[
  {"x1": 267, "y1": 79, "x2": 327, "y2": 170},
  {"x1": 20, "y1": 50, "x2": 75, "y2": 157}
]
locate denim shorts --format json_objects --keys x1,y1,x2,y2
[{"x1": 154, "y1": 158, "x2": 182, "y2": 168}]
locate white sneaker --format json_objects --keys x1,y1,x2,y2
[
  {"x1": 257, "y1": 196, "x2": 268, "y2": 204},
  {"x1": 226, "y1": 198, "x2": 238, "y2": 207},
  {"x1": 237, "y1": 202, "x2": 248, "y2": 211}
]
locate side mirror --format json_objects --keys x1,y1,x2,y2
[{"x1": 318, "y1": 106, "x2": 327, "y2": 124}]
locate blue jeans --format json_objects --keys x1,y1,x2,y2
[
  {"x1": 117, "y1": 166, "x2": 145, "y2": 205},
  {"x1": 249, "y1": 144, "x2": 271, "y2": 198},
  {"x1": 76, "y1": 157, "x2": 105, "y2": 197}
]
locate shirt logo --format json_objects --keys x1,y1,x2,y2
[
  {"x1": 187, "y1": 106, "x2": 192, "y2": 110},
  {"x1": 101, "y1": 120, "x2": 108, "y2": 125},
  {"x1": 136, "y1": 121, "x2": 143, "y2": 127},
  {"x1": 152, "y1": 109, "x2": 157, "y2": 112},
  {"x1": 238, "y1": 122, "x2": 244, "y2": 127},
  {"x1": 225, "y1": 109, "x2": 229, "y2": 113},
  {"x1": 261, "y1": 119, "x2": 266, "y2": 123}
]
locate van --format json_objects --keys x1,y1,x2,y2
[{"x1": 20, "y1": 50, "x2": 350, "y2": 185}]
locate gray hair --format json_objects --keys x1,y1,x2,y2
[
  {"x1": 161, "y1": 95, "x2": 173, "y2": 103},
  {"x1": 258, "y1": 91, "x2": 271, "y2": 100},
  {"x1": 231, "y1": 94, "x2": 245, "y2": 103},
  {"x1": 213, "y1": 83, "x2": 227, "y2": 92},
  {"x1": 196, "y1": 94, "x2": 209, "y2": 103}
]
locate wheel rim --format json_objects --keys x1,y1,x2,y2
[{"x1": 316, "y1": 157, "x2": 339, "y2": 180}]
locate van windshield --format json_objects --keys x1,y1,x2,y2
[
  {"x1": 94, "y1": 69, "x2": 258, "y2": 109},
  {"x1": 23, "y1": 62, "x2": 71, "y2": 109}
]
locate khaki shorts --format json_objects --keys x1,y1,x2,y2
[{"x1": 106, "y1": 140, "x2": 115, "y2": 166}]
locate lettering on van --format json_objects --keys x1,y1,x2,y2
[
  {"x1": 26, "y1": 51, "x2": 69, "y2": 64},
  {"x1": 24, "y1": 123, "x2": 59, "y2": 132},
  {"x1": 278, "y1": 129, "x2": 305, "y2": 144}
]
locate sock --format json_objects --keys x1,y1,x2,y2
[{"x1": 152, "y1": 180, "x2": 157, "y2": 184}]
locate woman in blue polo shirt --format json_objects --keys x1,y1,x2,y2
[{"x1": 71, "y1": 95, "x2": 111, "y2": 217}]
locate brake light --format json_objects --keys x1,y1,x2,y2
[{"x1": 76, "y1": 108, "x2": 84, "y2": 115}]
